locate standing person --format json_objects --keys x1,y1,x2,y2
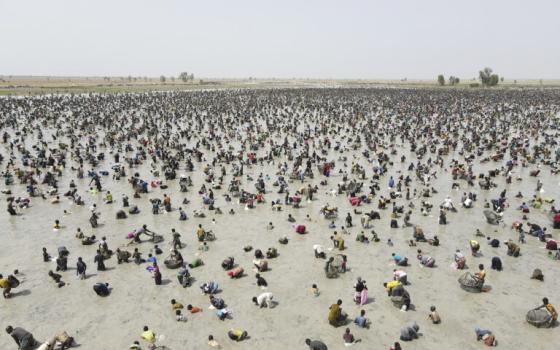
[
  {"x1": 153, "y1": 263, "x2": 162, "y2": 285},
  {"x1": 76, "y1": 257, "x2": 87, "y2": 279},
  {"x1": 94, "y1": 250, "x2": 106, "y2": 271},
  {"x1": 5, "y1": 326, "x2": 38, "y2": 350}
]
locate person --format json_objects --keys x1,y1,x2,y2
[
  {"x1": 256, "y1": 273, "x2": 267, "y2": 287},
  {"x1": 305, "y1": 338, "x2": 328, "y2": 350},
  {"x1": 76, "y1": 257, "x2": 87, "y2": 279},
  {"x1": 42, "y1": 247, "x2": 51, "y2": 262},
  {"x1": 454, "y1": 250, "x2": 466, "y2": 269},
  {"x1": 253, "y1": 292, "x2": 274, "y2": 308},
  {"x1": 314, "y1": 244, "x2": 326, "y2": 259},
  {"x1": 491, "y1": 257, "x2": 502, "y2": 271},
  {"x1": 389, "y1": 342, "x2": 402, "y2": 350},
  {"x1": 175, "y1": 309, "x2": 187, "y2": 322},
  {"x1": 354, "y1": 310, "x2": 368, "y2": 328},
  {"x1": 0, "y1": 274, "x2": 13, "y2": 298},
  {"x1": 328, "y1": 299, "x2": 347, "y2": 327},
  {"x1": 6, "y1": 326, "x2": 38, "y2": 350},
  {"x1": 93, "y1": 282, "x2": 110, "y2": 296},
  {"x1": 428, "y1": 306, "x2": 441, "y2": 324},
  {"x1": 475, "y1": 264, "x2": 486, "y2": 283},
  {"x1": 141, "y1": 326, "x2": 155, "y2": 344},
  {"x1": 391, "y1": 253, "x2": 408, "y2": 266},
  {"x1": 534, "y1": 297, "x2": 558, "y2": 322},
  {"x1": 207, "y1": 335, "x2": 220, "y2": 348},
  {"x1": 48, "y1": 270, "x2": 65, "y2": 287},
  {"x1": 152, "y1": 262, "x2": 162, "y2": 285},
  {"x1": 475, "y1": 328, "x2": 497, "y2": 346},
  {"x1": 505, "y1": 240, "x2": 521, "y2": 257},
  {"x1": 400, "y1": 323, "x2": 420, "y2": 341},
  {"x1": 470, "y1": 239, "x2": 480, "y2": 256},
  {"x1": 353, "y1": 277, "x2": 367, "y2": 304},
  {"x1": 384, "y1": 280, "x2": 401, "y2": 296},
  {"x1": 393, "y1": 269, "x2": 407, "y2": 284},
  {"x1": 129, "y1": 340, "x2": 142, "y2": 350},
  {"x1": 311, "y1": 284, "x2": 320, "y2": 296},
  {"x1": 187, "y1": 304, "x2": 202, "y2": 313},
  {"x1": 94, "y1": 250, "x2": 106, "y2": 271},
  {"x1": 227, "y1": 329, "x2": 247, "y2": 341},
  {"x1": 171, "y1": 299, "x2": 183, "y2": 310},
  {"x1": 342, "y1": 327, "x2": 356, "y2": 345}
]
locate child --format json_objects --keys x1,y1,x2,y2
[
  {"x1": 429, "y1": 306, "x2": 441, "y2": 324},
  {"x1": 53, "y1": 220, "x2": 61, "y2": 230},
  {"x1": 175, "y1": 309, "x2": 187, "y2": 322},
  {"x1": 42, "y1": 248, "x2": 51, "y2": 262},
  {"x1": 311, "y1": 284, "x2": 320, "y2": 297}
]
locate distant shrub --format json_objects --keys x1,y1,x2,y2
[{"x1": 469, "y1": 83, "x2": 480, "y2": 88}]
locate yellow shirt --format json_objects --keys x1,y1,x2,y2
[
  {"x1": 328, "y1": 304, "x2": 340, "y2": 322},
  {"x1": 0, "y1": 278, "x2": 9, "y2": 288},
  {"x1": 172, "y1": 302, "x2": 184, "y2": 310},
  {"x1": 141, "y1": 330, "x2": 155, "y2": 342},
  {"x1": 386, "y1": 280, "x2": 401, "y2": 291}
]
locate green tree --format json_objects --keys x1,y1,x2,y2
[
  {"x1": 448, "y1": 76, "x2": 460, "y2": 85},
  {"x1": 160, "y1": 75, "x2": 166, "y2": 83},
  {"x1": 437, "y1": 74, "x2": 445, "y2": 86},
  {"x1": 479, "y1": 67, "x2": 499, "y2": 87}
]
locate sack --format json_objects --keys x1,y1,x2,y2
[{"x1": 296, "y1": 225, "x2": 306, "y2": 234}]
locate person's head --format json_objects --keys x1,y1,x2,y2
[
  {"x1": 143, "y1": 224, "x2": 147, "y2": 229},
  {"x1": 175, "y1": 309, "x2": 181, "y2": 316},
  {"x1": 479, "y1": 264, "x2": 484, "y2": 270},
  {"x1": 345, "y1": 327, "x2": 351, "y2": 334},
  {"x1": 5, "y1": 326, "x2": 13, "y2": 334},
  {"x1": 383, "y1": 282, "x2": 388, "y2": 287},
  {"x1": 394, "y1": 342, "x2": 402, "y2": 350},
  {"x1": 171, "y1": 299, "x2": 176, "y2": 304},
  {"x1": 143, "y1": 326, "x2": 148, "y2": 331},
  {"x1": 305, "y1": 339, "x2": 311, "y2": 346},
  {"x1": 208, "y1": 335, "x2": 214, "y2": 341},
  {"x1": 430, "y1": 306, "x2": 436, "y2": 312},
  {"x1": 252, "y1": 297, "x2": 258, "y2": 304},
  {"x1": 543, "y1": 297, "x2": 549, "y2": 304},
  {"x1": 337, "y1": 299, "x2": 342, "y2": 305},
  {"x1": 187, "y1": 304, "x2": 193, "y2": 310},
  {"x1": 255, "y1": 273, "x2": 260, "y2": 279},
  {"x1": 360, "y1": 310, "x2": 366, "y2": 316},
  {"x1": 312, "y1": 284, "x2": 317, "y2": 289}
]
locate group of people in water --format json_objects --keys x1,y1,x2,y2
[{"x1": 1, "y1": 87, "x2": 560, "y2": 349}]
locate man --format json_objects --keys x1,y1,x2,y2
[
  {"x1": 328, "y1": 299, "x2": 346, "y2": 327},
  {"x1": 76, "y1": 257, "x2": 87, "y2": 279},
  {"x1": 6, "y1": 326, "x2": 38, "y2": 350},
  {"x1": 305, "y1": 338, "x2": 328, "y2": 350},
  {"x1": 535, "y1": 297, "x2": 558, "y2": 321}
]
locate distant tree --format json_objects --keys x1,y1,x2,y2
[
  {"x1": 127, "y1": 75, "x2": 132, "y2": 82},
  {"x1": 479, "y1": 67, "x2": 500, "y2": 87},
  {"x1": 144, "y1": 77, "x2": 148, "y2": 82},
  {"x1": 179, "y1": 72, "x2": 189, "y2": 82},
  {"x1": 189, "y1": 73, "x2": 194, "y2": 81},
  {"x1": 170, "y1": 76, "x2": 175, "y2": 82},
  {"x1": 437, "y1": 74, "x2": 445, "y2": 86},
  {"x1": 448, "y1": 76, "x2": 460, "y2": 85},
  {"x1": 500, "y1": 77, "x2": 504, "y2": 82},
  {"x1": 160, "y1": 75, "x2": 166, "y2": 83},
  {"x1": 514, "y1": 80, "x2": 517, "y2": 84}
]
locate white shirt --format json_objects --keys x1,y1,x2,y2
[{"x1": 257, "y1": 292, "x2": 273, "y2": 306}]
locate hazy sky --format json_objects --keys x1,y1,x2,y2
[{"x1": 1, "y1": 0, "x2": 558, "y2": 79}]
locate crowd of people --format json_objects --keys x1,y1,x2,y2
[{"x1": 1, "y1": 87, "x2": 559, "y2": 349}]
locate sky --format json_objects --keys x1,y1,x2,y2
[{"x1": 1, "y1": 0, "x2": 559, "y2": 79}]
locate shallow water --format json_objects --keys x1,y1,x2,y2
[{"x1": 1, "y1": 94, "x2": 559, "y2": 350}]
